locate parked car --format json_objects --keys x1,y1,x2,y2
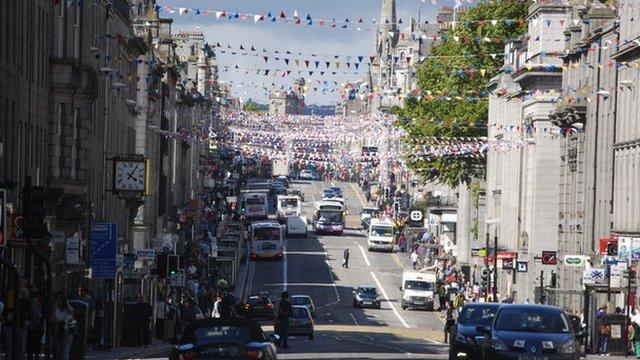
[
  {"x1": 287, "y1": 306, "x2": 315, "y2": 340},
  {"x1": 242, "y1": 295, "x2": 275, "y2": 320},
  {"x1": 352, "y1": 285, "x2": 381, "y2": 309},
  {"x1": 290, "y1": 295, "x2": 316, "y2": 318},
  {"x1": 477, "y1": 304, "x2": 585, "y2": 360},
  {"x1": 449, "y1": 302, "x2": 501, "y2": 360},
  {"x1": 171, "y1": 318, "x2": 278, "y2": 360}
]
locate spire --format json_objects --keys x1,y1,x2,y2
[{"x1": 380, "y1": 0, "x2": 397, "y2": 31}]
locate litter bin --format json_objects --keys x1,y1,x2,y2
[
  {"x1": 69, "y1": 300, "x2": 88, "y2": 360},
  {"x1": 601, "y1": 314, "x2": 628, "y2": 355}
]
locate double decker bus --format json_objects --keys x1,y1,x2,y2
[
  {"x1": 313, "y1": 200, "x2": 345, "y2": 235},
  {"x1": 250, "y1": 221, "x2": 284, "y2": 260}
]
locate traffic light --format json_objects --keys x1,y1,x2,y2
[
  {"x1": 154, "y1": 253, "x2": 168, "y2": 278},
  {"x1": 167, "y1": 255, "x2": 179, "y2": 276},
  {"x1": 480, "y1": 268, "x2": 490, "y2": 291}
]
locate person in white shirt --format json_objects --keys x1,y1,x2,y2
[{"x1": 410, "y1": 251, "x2": 419, "y2": 270}]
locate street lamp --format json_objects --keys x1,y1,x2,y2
[{"x1": 486, "y1": 218, "x2": 501, "y2": 302}]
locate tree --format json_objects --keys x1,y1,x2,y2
[
  {"x1": 394, "y1": 0, "x2": 530, "y2": 187},
  {"x1": 243, "y1": 101, "x2": 264, "y2": 112}
]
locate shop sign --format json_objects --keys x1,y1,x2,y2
[
  {"x1": 66, "y1": 235, "x2": 80, "y2": 264},
  {"x1": 541, "y1": 251, "x2": 558, "y2": 265},
  {"x1": 135, "y1": 248, "x2": 155, "y2": 260},
  {"x1": 471, "y1": 248, "x2": 486, "y2": 258},
  {"x1": 563, "y1": 255, "x2": 589, "y2": 267},
  {"x1": 582, "y1": 268, "x2": 606, "y2": 285},
  {"x1": 516, "y1": 261, "x2": 528, "y2": 273}
]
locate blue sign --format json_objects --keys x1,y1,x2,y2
[{"x1": 90, "y1": 222, "x2": 117, "y2": 278}]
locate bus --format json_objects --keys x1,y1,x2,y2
[
  {"x1": 313, "y1": 200, "x2": 345, "y2": 235},
  {"x1": 241, "y1": 192, "x2": 268, "y2": 220},
  {"x1": 250, "y1": 221, "x2": 284, "y2": 260},
  {"x1": 277, "y1": 195, "x2": 301, "y2": 223}
]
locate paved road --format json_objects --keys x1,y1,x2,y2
[{"x1": 243, "y1": 180, "x2": 448, "y2": 359}]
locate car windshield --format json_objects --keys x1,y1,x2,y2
[
  {"x1": 404, "y1": 280, "x2": 433, "y2": 291},
  {"x1": 246, "y1": 198, "x2": 265, "y2": 205},
  {"x1": 291, "y1": 307, "x2": 309, "y2": 318},
  {"x1": 253, "y1": 227, "x2": 280, "y2": 241},
  {"x1": 280, "y1": 198, "x2": 298, "y2": 207},
  {"x1": 370, "y1": 226, "x2": 392, "y2": 237},
  {"x1": 362, "y1": 209, "x2": 377, "y2": 215},
  {"x1": 192, "y1": 325, "x2": 262, "y2": 345},
  {"x1": 247, "y1": 297, "x2": 268, "y2": 305},
  {"x1": 291, "y1": 297, "x2": 311, "y2": 305},
  {"x1": 358, "y1": 288, "x2": 377, "y2": 296},
  {"x1": 318, "y1": 211, "x2": 343, "y2": 224},
  {"x1": 458, "y1": 306, "x2": 498, "y2": 326},
  {"x1": 494, "y1": 308, "x2": 570, "y2": 333}
]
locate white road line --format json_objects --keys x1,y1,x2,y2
[
  {"x1": 358, "y1": 243, "x2": 371, "y2": 267},
  {"x1": 331, "y1": 181, "x2": 336, "y2": 187},
  {"x1": 350, "y1": 313, "x2": 359, "y2": 326},
  {"x1": 370, "y1": 272, "x2": 410, "y2": 329},
  {"x1": 283, "y1": 239, "x2": 288, "y2": 292},
  {"x1": 350, "y1": 182, "x2": 366, "y2": 207},
  {"x1": 326, "y1": 260, "x2": 341, "y2": 303}
]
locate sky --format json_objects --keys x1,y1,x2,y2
[{"x1": 163, "y1": 0, "x2": 462, "y2": 105}]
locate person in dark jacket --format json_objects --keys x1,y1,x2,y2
[
  {"x1": 276, "y1": 291, "x2": 292, "y2": 349},
  {"x1": 133, "y1": 295, "x2": 153, "y2": 348},
  {"x1": 343, "y1": 248, "x2": 350, "y2": 269}
]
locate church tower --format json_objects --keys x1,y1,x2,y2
[{"x1": 370, "y1": 0, "x2": 399, "y2": 112}]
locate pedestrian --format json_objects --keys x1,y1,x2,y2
[
  {"x1": 26, "y1": 290, "x2": 44, "y2": 360},
  {"x1": 343, "y1": 248, "x2": 350, "y2": 269},
  {"x1": 410, "y1": 250, "x2": 419, "y2": 270},
  {"x1": 77, "y1": 286, "x2": 95, "y2": 346},
  {"x1": 155, "y1": 297, "x2": 168, "y2": 340},
  {"x1": 0, "y1": 290, "x2": 4, "y2": 345},
  {"x1": 437, "y1": 284, "x2": 447, "y2": 311},
  {"x1": 211, "y1": 295, "x2": 222, "y2": 318},
  {"x1": 220, "y1": 287, "x2": 238, "y2": 319},
  {"x1": 133, "y1": 295, "x2": 153, "y2": 348},
  {"x1": 631, "y1": 309, "x2": 640, "y2": 358},
  {"x1": 598, "y1": 307, "x2": 611, "y2": 356},
  {"x1": 53, "y1": 296, "x2": 76, "y2": 360},
  {"x1": 444, "y1": 302, "x2": 456, "y2": 343},
  {"x1": 16, "y1": 287, "x2": 32, "y2": 360},
  {"x1": 276, "y1": 291, "x2": 292, "y2": 349}
]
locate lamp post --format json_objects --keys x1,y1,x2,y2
[{"x1": 486, "y1": 218, "x2": 501, "y2": 302}]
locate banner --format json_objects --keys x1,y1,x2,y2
[
  {"x1": 632, "y1": 238, "x2": 640, "y2": 262},
  {"x1": 618, "y1": 237, "x2": 631, "y2": 262}
]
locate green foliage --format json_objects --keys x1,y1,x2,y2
[
  {"x1": 394, "y1": 0, "x2": 530, "y2": 187},
  {"x1": 243, "y1": 101, "x2": 264, "y2": 112}
]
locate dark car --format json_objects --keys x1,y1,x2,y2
[
  {"x1": 288, "y1": 305, "x2": 315, "y2": 340},
  {"x1": 477, "y1": 304, "x2": 584, "y2": 360},
  {"x1": 171, "y1": 318, "x2": 278, "y2": 360},
  {"x1": 242, "y1": 295, "x2": 275, "y2": 320},
  {"x1": 329, "y1": 187, "x2": 343, "y2": 198},
  {"x1": 449, "y1": 302, "x2": 501, "y2": 360},
  {"x1": 322, "y1": 189, "x2": 336, "y2": 199},
  {"x1": 352, "y1": 286, "x2": 381, "y2": 309}
]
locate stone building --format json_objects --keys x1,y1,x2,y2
[
  {"x1": 551, "y1": 4, "x2": 618, "y2": 311},
  {"x1": 269, "y1": 79, "x2": 305, "y2": 116},
  {"x1": 486, "y1": 1, "x2": 571, "y2": 302}
]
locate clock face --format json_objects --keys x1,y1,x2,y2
[{"x1": 115, "y1": 161, "x2": 146, "y2": 192}]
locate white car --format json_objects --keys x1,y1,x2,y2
[{"x1": 286, "y1": 216, "x2": 308, "y2": 237}]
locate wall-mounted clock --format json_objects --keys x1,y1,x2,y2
[{"x1": 113, "y1": 155, "x2": 148, "y2": 198}]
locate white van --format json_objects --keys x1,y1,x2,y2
[
  {"x1": 399, "y1": 271, "x2": 436, "y2": 311},
  {"x1": 367, "y1": 218, "x2": 394, "y2": 252},
  {"x1": 286, "y1": 216, "x2": 308, "y2": 237}
]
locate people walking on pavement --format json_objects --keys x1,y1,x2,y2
[
  {"x1": 437, "y1": 284, "x2": 447, "y2": 311},
  {"x1": 276, "y1": 291, "x2": 292, "y2": 349},
  {"x1": 410, "y1": 250, "x2": 419, "y2": 270},
  {"x1": 155, "y1": 297, "x2": 168, "y2": 340},
  {"x1": 15, "y1": 286, "x2": 32, "y2": 360},
  {"x1": 133, "y1": 295, "x2": 153, "y2": 348},
  {"x1": 26, "y1": 289, "x2": 44, "y2": 360},
  {"x1": 597, "y1": 305, "x2": 610, "y2": 356},
  {"x1": 444, "y1": 302, "x2": 456, "y2": 343},
  {"x1": 631, "y1": 309, "x2": 640, "y2": 358},
  {"x1": 343, "y1": 248, "x2": 350, "y2": 269},
  {"x1": 53, "y1": 295, "x2": 76, "y2": 360}
]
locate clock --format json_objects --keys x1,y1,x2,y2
[{"x1": 114, "y1": 158, "x2": 147, "y2": 193}]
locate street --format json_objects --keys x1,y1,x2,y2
[{"x1": 242, "y1": 180, "x2": 448, "y2": 359}]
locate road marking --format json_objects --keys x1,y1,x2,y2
[
  {"x1": 283, "y1": 239, "x2": 288, "y2": 292},
  {"x1": 370, "y1": 272, "x2": 410, "y2": 329},
  {"x1": 433, "y1": 311, "x2": 446, "y2": 324},
  {"x1": 244, "y1": 260, "x2": 255, "y2": 300},
  {"x1": 326, "y1": 260, "x2": 341, "y2": 303},
  {"x1": 350, "y1": 313, "x2": 359, "y2": 326},
  {"x1": 357, "y1": 243, "x2": 371, "y2": 267},
  {"x1": 392, "y1": 253, "x2": 405, "y2": 269},
  {"x1": 350, "y1": 182, "x2": 366, "y2": 207},
  {"x1": 425, "y1": 338, "x2": 445, "y2": 345}
]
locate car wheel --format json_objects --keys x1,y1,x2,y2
[
  {"x1": 353, "y1": 300, "x2": 358, "y2": 308},
  {"x1": 376, "y1": 303, "x2": 381, "y2": 309},
  {"x1": 308, "y1": 333, "x2": 314, "y2": 340}
]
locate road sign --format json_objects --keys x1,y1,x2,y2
[
  {"x1": 66, "y1": 235, "x2": 80, "y2": 264},
  {"x1": 135, "y1": 248, "x2": 155, "y2": 260},
  {"x1": 541, "y1": 251, "x2": 558, "y2": 265},
  {"x1": 90, "y1": 223, "x2": 117, "y2": 278},
  {"x1": 516, "y1": 261, "x2": 528, "y2": 273},
  {"x1": 169, "y1": 271, "x2": 186, "y2": 287},
  {"x1": 583, "y1": 268, "x2": 606, "y2": 285},
  {"x1": 502, "y1": 258, "x2": 515, "y2": 270},
  {"x1": 471, "y1": 248, "x2": 486, "y2": 258}
]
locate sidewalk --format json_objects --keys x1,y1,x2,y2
[{"x1": 85, "y1": 340, "x2": 172, "y2": 360}]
